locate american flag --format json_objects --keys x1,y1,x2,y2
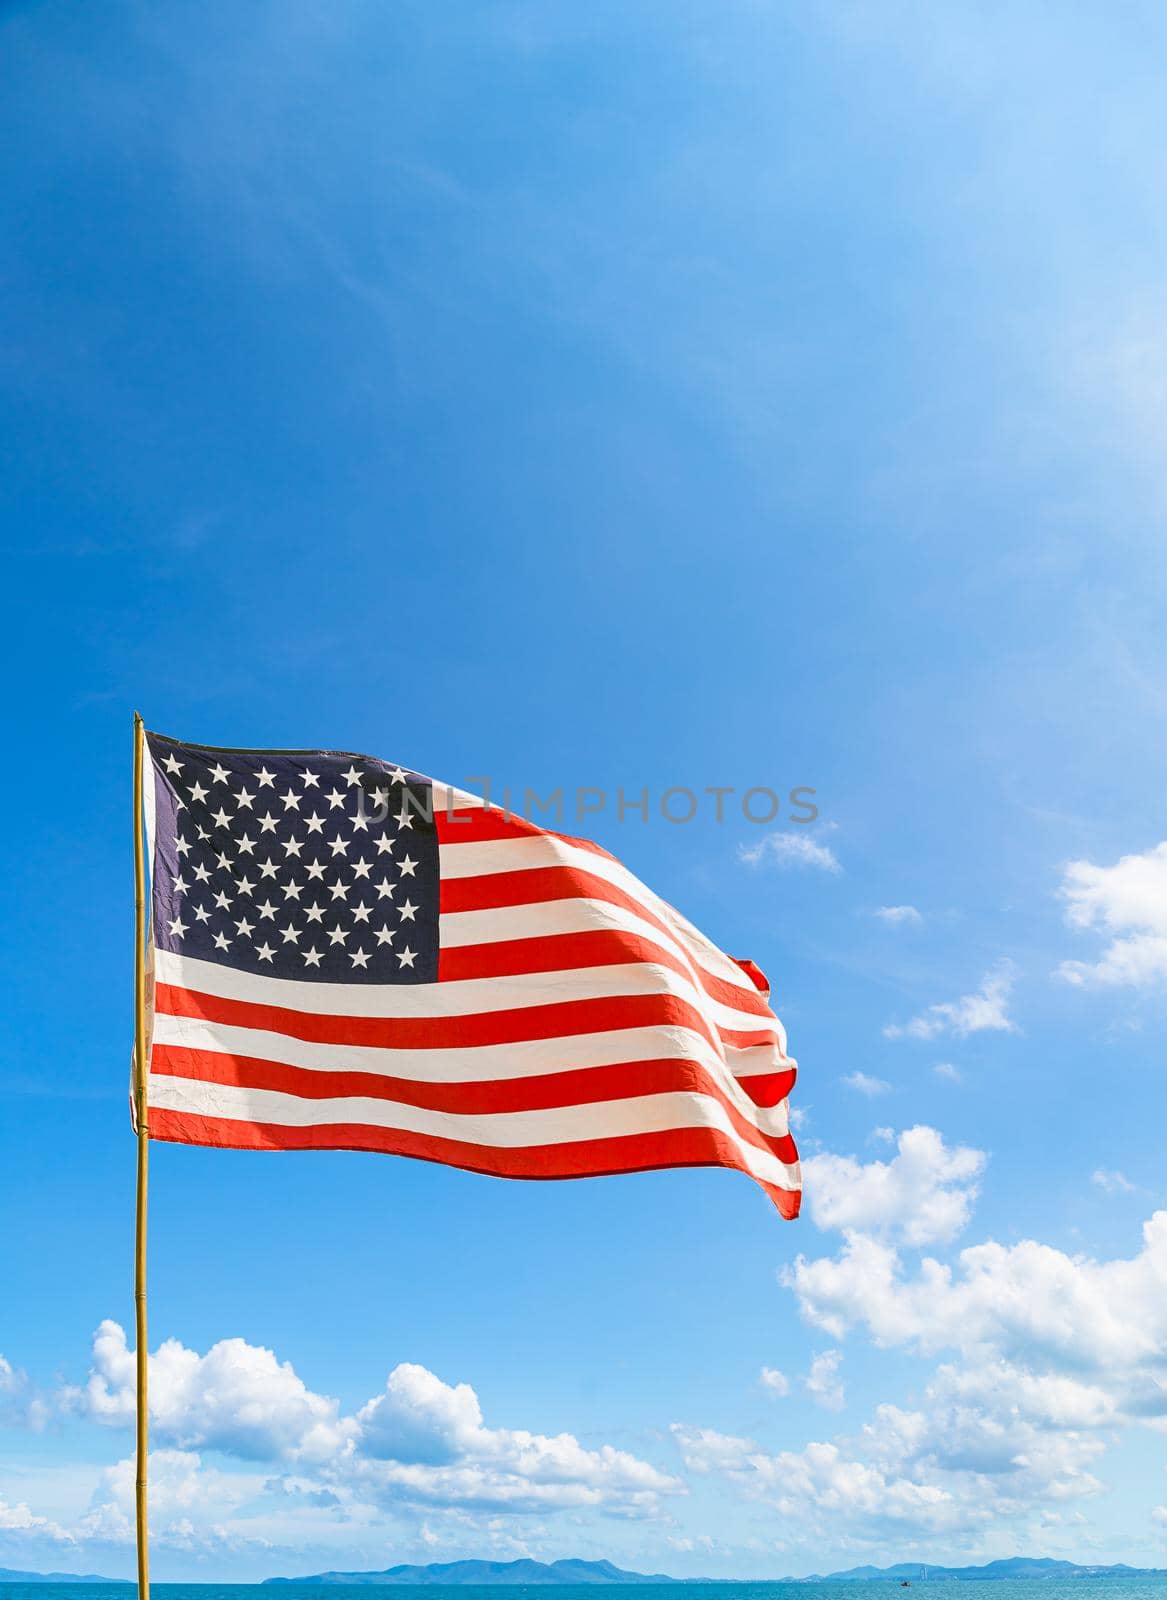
[{"x1": 141, "y1": 733, "x2": 801, "y2": 1217}]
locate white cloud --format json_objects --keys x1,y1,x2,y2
[
  {"x1": 767, "y1": 1128, "x2": 1167, "y2": 1544},
  {"x1": 933, "y1": 1061, "x2": 962, "y2": 1083},
  {"x1": 1057, "y1": 842, "x2": 1167, "y2": 987},
  {"x1": 671, "y1": 1377, "x2": 1109, "y2": 1546},
  {"x1": 884, "y1": 961, "x2": 1017, "y2": 1040},
  {"x1": 67, "y1": 1320, "x2": 352, "y2": 1463},
  {"x1": 786, "y1": 1209, "x2": 1167, "y2": 1383},
  {"x1": 874, "y1": 905, "x2": 922, "y2": 926},
  {"x1": 803, "y1": 1126, "x2": 986, "y2": 1247},
  {"x1": 63, "y1": 1325, "x2": 679, "y2": 1527},
  {"x1": 358, "y1": 1363, "x2": 482, "y2": 1466},
  {"x1": 17, "y1": 1154, "x2": 1167, "y2": 1570},
  {"x1": 1091, "y1": 1167, "x2": 1135, "y2": 1194},
  {"x1": 738, "y1": 832, "x2": 841, "y2": 873},
  {"x1": 675, "y1": 1175, "x2": 1165, "y2": 1551},
  {"x1": 76, "y1": 1449, "x2": 265, "y2": 1552},
  {"x1": 671, "y1": 1422, "x2": 959, "y2": 1536},
  {"x1": 354, "y1": 1362, "x2": 678, "y2": 1515},
  {"x1": 805, "y1": 1350, "x2": 845, "y2": 1412},
  {"x1": 843, "y1": 1071, "x2": 891, "y2": 1097},
  {"x1": 1154, "y1": 1504, "x2": 1167, "y2": 1526},
  {"x1": 922, "y1": 1360, "x2": 1116, "y2": 1436},
  {"x1": 0, "y1": 1354, "x2": 47, "y2": 1430},
  {"x1": 0, "y1": 1497, "x2": 73, "y2": 1544},
  {"x1": 669, "y1": 1425, "x2": 755, "y2": 1477}
]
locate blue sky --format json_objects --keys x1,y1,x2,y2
[{"x1": 4, "y1": 0, "x2": 1167, "y2": 1581}]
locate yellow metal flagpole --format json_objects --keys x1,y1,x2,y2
[{"x1": 132, "y1": 712, "x2": 150, "y2": 1600}]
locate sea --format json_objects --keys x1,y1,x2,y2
[{"x1": 6, "y1": 1584, "x2": 1167, "y2": 1600}]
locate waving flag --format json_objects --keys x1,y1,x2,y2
[{"x1": 140, "y1": 733, "x2": 801, "y2": 1216}]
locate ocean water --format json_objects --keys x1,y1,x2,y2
[{"x1": 7, "y1": 1584, "x2": 1167, "y2": 1600}]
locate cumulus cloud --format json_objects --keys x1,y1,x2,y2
[
  {"x1": 19, "y1": 1156, "x2": 1167, "y2": 1567},
  {"x1": 803, "y1": 1126, "x2": 986, "y2": 1247},
  {"x1": 874, "y1": 905, "x2": 922, "y2": 926},
  {"x1": 740, "y1": 1128, "x2": 1167, "y2": 1552},
  {"x1": 883, "y1": 961, "x2": 1017, "y2": 1041},
  {"x1": 738, "y1": 833, "x2": 841, "y2": 873},
  {"x1": 354, "y1": 1363, "x2": 678, "y2": 1515},
  {"x1": 786, "y1": 1210, "x2": 1167, "y2": 1385},
  {"x1": 67, "y1": 1320, "x2": 352, "y2": 1463},
  {"x1": 677, "y1": 1388, "x2": 1104, "y2": 1545},
  {"x1": 1057, "y1": 842, "x2": 1167, "y2": 987},
  {"x1": 75, "y1": 1449, "x2": 266, "y2": 1552},
  {"x1": 933, "y1": 1061, "x2": 962, "y2": 1083},
  {"x1": 0, "y1": 1441, "x2": 268, "y2": 1559},
  {"x1": 670, "y1": 1425, "x2": 760, "y2": 1477},
  {"x1": 358, "y1": 1364, "x2": 482, "y2": 1466},
  {"x1": 63, "y1": 1325, "x2": 679, "y2": 1527},
  {"x1": 0, "y1": 1497, "x2": 72, "y2": 1544},
  {"x1": 843, "y1": 1071, "x2": 891, "y2": 1097},
  {"x1": 670, "y1": 1421, "x2": 960, "y2": 1538},
  {"x1": 805, "y1": 1350, "x2": 845, "y2": 1412},
  {"x1": 675, "y1": 1194, "x2": 1141, "y2": 1550}
]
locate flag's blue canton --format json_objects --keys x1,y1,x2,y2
[{"x1": 147, "y1": 737, "x2": 439, "y2": 984}]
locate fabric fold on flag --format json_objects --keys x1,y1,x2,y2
[{"x1": 140, "y1": 733, "x2": 801, "y2": 1217}]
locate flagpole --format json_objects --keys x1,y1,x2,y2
[{"x1": 132, "y1": 711, "x2": 150, "y2": 1600}]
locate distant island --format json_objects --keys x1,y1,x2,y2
[
  {"x1": 9, "y1": 1555, "x2": 1167, "y2": 1586},
  {"x1": 0, "y1": 1570, "x2": 131, "y2": 1585},
  {"x1": 264, "y1": 1560, "x2": 679, "y2": 1586},
  {"x1": 263, "y1": 1556, "x2": 1167, "y2": 1586},
  {"x1": 803, "y1": 1559, "x2": 1167, "y2": 1582}
]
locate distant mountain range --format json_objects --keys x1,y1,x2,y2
[
  {"x1": 0, "y1": 1571, "x2": 131, "y2": 1585},
  {"x1": 264, "y1": 1556, "x2": 1167, "y2": 1586},
  {"x1": 9, "y1": 1554, "x2": 1167, "y2": 1586},
  {"x1": 264, "y1": 1559, "x2": 679, "y2": 1585},
  {"x1": 807, "y1": 1559, "x2": 1167, "y2": 1583}
]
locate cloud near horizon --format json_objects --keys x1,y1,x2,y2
[
  {"x1": 668, "y1": 1129, "x2": 1167, "y2": 1555},
  {"x1": 3, "y1": 1127, "x2": 1162, "y2": 1573},
  {"x1": 46, "y1": 1322, "x2": 683, "y2": 1552}
]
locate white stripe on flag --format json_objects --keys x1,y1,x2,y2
[
  {"x1": 152, "y1": 947, "x2": 779, "y2": 1041},
  {"x1": 147, "y1": 1073, "x2": 799, "y2": 1190}
]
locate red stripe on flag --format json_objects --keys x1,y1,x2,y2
[
  {"x1": 155, "y1": 981, "x2": 781, "y2": 1055},
  {"x1": 151, "y1": 1043, "x2": 798, "y2": 1163},
  {"x1": 440, "y1": 866, "x2": 773, "y2": 1010},
  {"x1": 147, "y1": 1104, "x2": 801, "y2": 1219},
  {"x1": 437, "y1": 807, "x2": 618, "y2": 860},
  {"x1": 442, "y1": 863, "x2": 666, "y2": 916},
  {"x1": 438, "y1": 928, "x2": 695, "y2": 984},
  {"x1": 441, "y1": 924, "x2": 774, "y2": 1022}
]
